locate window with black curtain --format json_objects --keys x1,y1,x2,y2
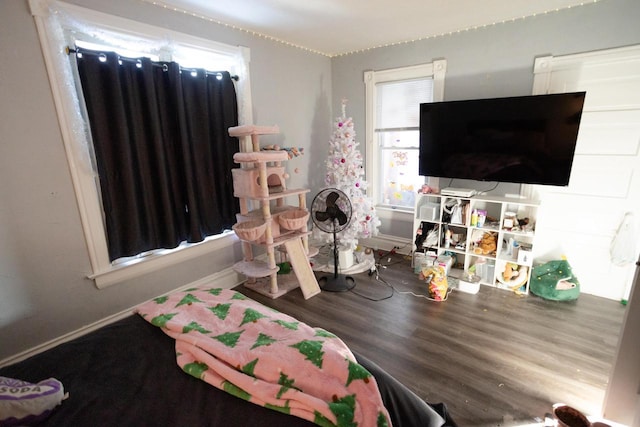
[{"x1": 75, "y1": 47, "x2": 240, "y2": 261}]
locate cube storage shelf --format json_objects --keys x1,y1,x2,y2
[{"x1": 413, "y1": 192, "x2": 539, "y2": 294}]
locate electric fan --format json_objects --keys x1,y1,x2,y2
[{"x1": 310, "y1": 188, "x2": 355, "y2": 292}]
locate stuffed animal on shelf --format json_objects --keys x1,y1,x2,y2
[
  {"x1": 503, "y1": 263, "x2": 518, "y2": 281},
  {"x1": 262, "y1": 144, "x2": 304, "y2": 159},
  {"x1": 480, "y1": 232, "x2": 497, "y2": 254},
  {"x1": 472, "y1": 231, "x2": 497, "y2": 255},
  {"x1": 501, "y1": 262, "x2": 529, "y2": 291},
  {"x1": 419, "y1": 184, "x2": 433, "y2": 194}
]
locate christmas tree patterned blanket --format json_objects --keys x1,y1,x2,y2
[{"x1": 135, "y1": 287, "x2": 391, "y2": 427}]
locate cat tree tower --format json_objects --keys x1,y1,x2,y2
[{"x1": 229, "y1": 124, "x2": 320, "y2": 299}]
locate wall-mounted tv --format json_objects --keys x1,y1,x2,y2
[{"x1": 419, "y1": 92, "x2": 586, "y2": 186}]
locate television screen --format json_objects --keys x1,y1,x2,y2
[{"x1": 419, "y1": 92, "x2": 586, "y2": 186}]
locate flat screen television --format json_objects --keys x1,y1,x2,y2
[{"x1": 419, "y1": 92, "x2": 586, "y2": 186}]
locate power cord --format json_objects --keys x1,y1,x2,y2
[
  {"x1": 372, "y1": 247, "x2": 455, "y2": 302},
  {"x1": 395, "y1": 287, "x2": 453, "y2": 302},
  {"x1": 348, "y1": 246, "x2": 399, "y2": 301},
  {"x1": 477, "y1": 181, "x2": 500, "y2": 195},
  {"x1": 348, "y1": 274, "x2": 394, "y2": 301},
  {"x1": 345, "y1": 244, "x2": 454, "y2": 303}
]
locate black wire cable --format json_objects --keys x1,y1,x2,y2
[
  {"x1": 364, "y1": 247, "x2": 454, "y2": 302},
  {"x1": 316, "y1": 242, "x2": 448, "y2": 303},
  {"x1": 347, "y1": 276, "x2": 395, "y2": 301},
  {"x1": 346, "y1": 247, "x2": 395, "y2": 301},
  {"x1": 480, "y1": 181, "x2": 500, "y2": 193}
]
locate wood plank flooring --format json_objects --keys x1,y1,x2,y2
[{"x1": 238, "y1": 253, "x2": 626, "y2": 426}]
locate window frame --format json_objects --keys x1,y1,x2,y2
[
  {"x1": 29, "y1": 0, "x2": 253, "y2": 288},
  {"x1": 364, "y1": 61, "x2": 446, "y2": 219}
]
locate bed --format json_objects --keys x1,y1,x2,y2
[{"x1": 0, "y1": 287, "x2": 457, "y2": 427}]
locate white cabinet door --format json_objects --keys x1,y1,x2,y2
[{"x1": 530, "y1": 45, "x2": 640, "y2": 301}]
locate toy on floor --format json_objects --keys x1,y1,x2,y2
[
  {"x1": 530, "y1": 258, "x2": 581, "y2": 301},
  {"x1": 0, "y1": 376, "x2": 67, "y2": 426},
  {"x1": 419, "y1": 264, "x2": 448, "y2": 301}
]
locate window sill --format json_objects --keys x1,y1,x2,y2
[{"x1": 89, "y1": 231, "x2": 238, "y2": 289}]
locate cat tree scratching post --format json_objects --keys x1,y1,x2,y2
[{"x1": 229, "y1": 125, "x2": 320, "y2": 299}]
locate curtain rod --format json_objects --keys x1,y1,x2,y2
[{"x1": 65, "y1": 46, "x2": 240, "y2": 81}]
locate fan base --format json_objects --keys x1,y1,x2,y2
[{"x1": 318, "y1": 274, "x2": 355, "y2": 292}]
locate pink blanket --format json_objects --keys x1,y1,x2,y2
[{"x1": 136, "y1": 287, "x2": 391, "y2": 427}]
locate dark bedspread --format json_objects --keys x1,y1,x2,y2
[{"x1": 0, "y1": 314, "x2": 456, "y2": 427}]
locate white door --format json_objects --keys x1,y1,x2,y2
[{"x1": 528, "y1": 45, "x2": 640, "y2": 301}]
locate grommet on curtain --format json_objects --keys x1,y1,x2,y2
[
  {"x1": 162, "y1": 64, "x2": 169, "y2": 72},
  {"x1": 98, "y1": 53, "x2": 107, "y2": 63}
]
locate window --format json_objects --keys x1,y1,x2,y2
[
  {"x1": 30, "y1": 0, "x2": 252, "y2": 287},
  {"x1": 75, "y1": 48, "x2": 239, "y2": 262},
  {"x1": 364, "y1": 61, "x2": 446, "y2": 212}
]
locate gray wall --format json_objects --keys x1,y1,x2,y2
[
  {"x1": 331, "y1": 0, "x2": 640, "y2": 237},
  {"x1": 0, "y1": 0, "x2": 331, "y2": 360}
]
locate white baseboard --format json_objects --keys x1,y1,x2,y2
[
  {"x1": 0, "y1": 266, "x2": 243, "y2": 368},
  {"x1": 361, "y1": 234, "x2": 413, "y2": 255}
]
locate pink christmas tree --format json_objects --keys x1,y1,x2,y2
[{"x1": 323, "y1": 99, "x2": 380, "y2": 249}]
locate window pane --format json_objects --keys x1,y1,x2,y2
[
  {"x1": 378, "y1": 129, "x2": 420, "y2": 148},
  {"x1": 376, "y1": 78, "x2": 433, "y2": 129},
  {"x1": 75, "y1": 40, "x2": 159, "y2": 61},
  {"x1": 172, "y1": 45, "x2": 237, "y2": 71},
  {"x1": 375, "y1": 77, "x2": 433, "y2": 208},
  {"x1": 378, "y1": 130, "x2": 423, "y2": 208}
]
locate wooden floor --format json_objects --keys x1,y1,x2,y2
[{"x1": 238, "y1": 253, "x2": 627, "y2": 426}]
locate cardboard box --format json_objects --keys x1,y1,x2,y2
[
  {"x1": 419, "y1": 203, "x2": 439, "y2": 221},
  {"x1": 517, "y1": 245, "x2": 533, "y2": 266},
  {"x1": 436, "y1": 255, "x2": 452, "y2": 274}
]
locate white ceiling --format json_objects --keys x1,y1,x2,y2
[{"x1": 157, "y1": 0, "x2": 595, "y2": 56}]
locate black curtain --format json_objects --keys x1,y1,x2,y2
[{"x1": 75, "y1": 48, "x2": 239, "y2": 261}]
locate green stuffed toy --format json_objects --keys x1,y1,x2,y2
[{"x1": 530, "y1": 258, "x2": 581, "y2": 301}]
